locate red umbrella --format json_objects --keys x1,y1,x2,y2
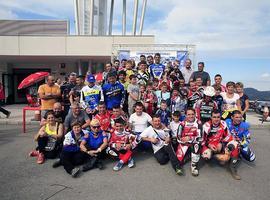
[{"x1": 18, "y1": 71, "x2": 50, "y2": 89}]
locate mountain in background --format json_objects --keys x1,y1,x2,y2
[{"x1": 244, "y1": 88, "x2": 270, "y2": 101}]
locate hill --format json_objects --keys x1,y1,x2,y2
[{"x1": 244, "y1": 88, "x2": 270, "y2": 101}]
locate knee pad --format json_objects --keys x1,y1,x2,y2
[
  {"x1": 227, "y1": 140, "x2": 238, "y2": 151},
  {"x1": 202, "y1": 148, "x2": 212, "y2": 160}
]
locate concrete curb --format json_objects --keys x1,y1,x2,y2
[{"x1": 0, "y1": 120, "x2": 40, "y2": 125}]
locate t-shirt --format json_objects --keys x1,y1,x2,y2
[
  {"x1": 155, "y1": 91, "x2": 171, "y2": 106},
  {"x1": 221, "y1": 92, "x2": 240, "y2": 111},
  {"x1": 140, "y1": 126, "x2": 170, "y2": 153},
  {"x1": 60, "y1": 82, "x2": 76, "y2": 105},
  {"x1": 181, "y1": 67, "x2": 194, "y2": 84},
  {"x1": 82, "y1": 131, "x2": 106, "y2": 150},
  {"x1": 190, "y1": 71, "x2": 210, "y2": 86},
  {"x1": 169, "y1": 121, "x2": 181, "y2": 138},
  {"x1": 64, "y1": 110, "x2": 90, "y2": 130},
  {"x1": 38, "y1": 84, "x2": 61, "y2": 110},
  {"x1": 239, "y1": 94, "x2": 249, "y2": 111},
  {"x1": 127, "y1": 83, "x2": 140, "y2": 105},
  {"x1": 129, "y1": 112, "x2": 152, "y2": 133}
]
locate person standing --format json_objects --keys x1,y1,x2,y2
[
  {"x1": 181, "y1": 59, "x2": 194, "y2": 85},
  {"x1": 235, "y1": 82, "x2": 249, "y2": 121},
  {"x1": 190, "y1": 62, "x2": 211, "y2": 86},
  {"x1": 149, "y1": 53, "x2": 165, "y2": 80},
  {"x1": 38, "y1": 76, "x2": 61, "y2": 118},
  {"x1": 0, "y1": 82, "x2": 10, "y2": 118}
]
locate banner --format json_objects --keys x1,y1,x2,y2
[{"x1": 177, "y1": 51, "x2": 188, "y2": 69}]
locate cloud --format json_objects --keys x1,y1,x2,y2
[{"x1": 261, "y1": 73, "x2": 270, "y2": 78}]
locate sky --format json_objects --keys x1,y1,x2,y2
[{"x1": 0, "y1": 0, "x2": 270, "y2": 91}]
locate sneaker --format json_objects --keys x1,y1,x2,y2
[
  {"x1": 128, "y1": 158, "x2": 135, "y2": 168},
  {"x1": 52, "y1": 159, "x2": 61, "y2": 168},
  {"x1": 113, "y1": 161, "x2": 124, "y2": 171},
  {"x1": 108, "y1": 150, "x2": 118, "y2": 157},
  {"x1": 175, "y1": 166, "x2": 184, "y2": 176},
  {"x1": 71, "y1": 167, "x2": 80, "y2": 178},
  {"x1": 29, "y1": 150, "x2": 39, "y2": 157},
  {"x1": 37, "y1": 152, "x2": 45, "y2": 164},
  {"x1": 6, "y1": 111, "x2": 11, "y2": 118},
  {"x1": 229, "y1": 159, "x2": 241, "y2": 180}
]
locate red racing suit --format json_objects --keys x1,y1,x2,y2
[
  {"x1": 201, "y1": 120, "x2": 239, "y2": 159},
  {"x1": 176, "y1": 119, "x2": 202, "y2": 164},
  {"x1": 94, "y1": 111, "x2": 111, "y2": 132},
  {"x1": 109, "y1": 129, "x2": 137, "y2": 163}
]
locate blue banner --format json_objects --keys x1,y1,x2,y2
[{"x1": 176, "y1": 51, "x2": 188, "y2": 69}]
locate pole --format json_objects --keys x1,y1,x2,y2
[
  {"x1": 139, "y1": 0, "x2": 147, "y2": 35},
  {"x1": 132, "y1": 0, "x2": 139, "y2": 35},
  {"x1": 122, "y1": 0, "x2": 126, "y2": 35},
  {"x1": 108, "y1": 0, "x2": 114, "y2": 35}
]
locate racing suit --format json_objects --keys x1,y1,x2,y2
[
  {"x1": 226, "y1": 119, "x2": 256, "y2": 162},
  {"x1": 201, "y1": 120, "x2": 239, "y2": 160},
  {"x1": 194, "y1": 99, "x2": 218, "y2": 124}
]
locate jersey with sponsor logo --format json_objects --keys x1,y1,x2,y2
[
  {"x1": 80, "y1": 85, "x2": 103, "y2": 110},
  {"x1": 149, "y1": 63, "x2": 165, "y2": 79}
]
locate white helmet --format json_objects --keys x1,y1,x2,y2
[{"x1": 203, "y1": 86, "x2": 215, "y2": 97}]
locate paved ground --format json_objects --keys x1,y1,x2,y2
[{"x1": 0, "y1": 124, "x2": 270, "y2": 200}]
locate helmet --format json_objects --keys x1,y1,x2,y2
[{"x1": 203, "y1": 86, "x2": 215, "y2": 97}]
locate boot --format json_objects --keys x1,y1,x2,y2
[
  {"x1": 191, "y1": 162, "x2": 199, "y2": 176},
  {"x1": 229, "y1": 158, "x2": 241, "y2": 180}
]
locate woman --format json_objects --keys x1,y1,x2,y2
[
  {"x1": 60, "y1": 121, "x2": 88, "y2": 177},
  {"x1": 29, "y1": 111, "x2": 63, "y2": 164},
  {"x1": 221, "y1": 82, "x2": 242, "y2": 120},
  {"x1": 80, "y1": 119, "x2": 108, "y2": 171},
  {"x1": 235, "y1": 82, "x2": 249, "y2": 121}
]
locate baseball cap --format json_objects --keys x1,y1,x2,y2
[{"x1": 87, "y1": 74, "x2": 96, "y2": 83}]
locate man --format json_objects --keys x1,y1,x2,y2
[
  {"x1": 140, "y1": 115, "x2": 182, "y2": 175},
  {"x1": 40, "y1": 102, "x2": 65, "y2": 126},
  {"x1": 69, "y1": 75, "x2": 85, "y2": 105},
  {"x1": 187, "y1": 81, "x2": 202, "y2": 108},
  {"x1": 194, "y1": 86, "x2": 218, "y2": 124},
  {"x1": 202, "y1": 110, "x2": 240, "y2": 180},
  {"x1": 113, "y1": 59, "x2": 120, "y2": 71},
  {"x1": 149, "y1": 53, "x2": 165, "y2": 80},
  {"x1": 190, "y1": 62, "x2": 211, "y2": 86},
  {"x1": 102, "y1": 71, "x2": 125, "y2": 110},
  {"x1": 102, "y1": 62, "x2": 115, "y2": 84},
  {"x1": 80, "y1": 74, "x2": 103, "y2": 118},
  {"x1": 38, "y1": 75, "x2": 61, "y2": 118},
  {"x1": 212, "y1": 74, "x2": 226, "y2": 92},
  {"x1": 226, "y1": 110, "x2": 256, "y2": 163},
  {"x1": 181, "y1": 59, "x2": 194, "y2": 85},
  {"x1": 176, "y1": 108, "x2": 202, "y2": 176},
  {"x1": 93, "y1": 101, "x2": 111, "y2": 132},
  {"x1": 147, "y1": 55, "x2": 154, "y2": 66},
  {"x1": 60, "y1": 72, "x2": 77, "y2": 117},
  {"x1": 64, "y1": 103, "x2": 90, "y2": 133}
]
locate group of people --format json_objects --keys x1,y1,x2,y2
[{"x1": 29, "y1": 53, "x2": 256, "y2": 180}]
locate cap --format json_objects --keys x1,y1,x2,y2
[
  {"x1": 204, "y1": 86, "x2": 215, "y2": 97},
  {"x1": 87, "y1": 74, "x2": 96, "y2": 83},
  {"x1": 90, "y1": 119, "x2": 100, "y2": 126}
]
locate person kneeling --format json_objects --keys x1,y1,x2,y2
[
  {"x1": 80, "y1": 119, "x2": 108, "y2": 171},
  {"x1": 107, "y1": 117, "x2": 137, "y2": 171},
  {"x1": 60, "y1": 121, "x2": 88, "y2": 177},
  {"x1": 140, "y1": 115, "x2": 182, "y2": 175},
  {"x1": 201, "y1": 110, "x2": 240, "y2": 180}
]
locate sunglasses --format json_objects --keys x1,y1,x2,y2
[{"x1": 92, "y1": 126, "x2": 100, "y2": 129}]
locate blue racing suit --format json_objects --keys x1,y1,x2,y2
[
  {"x1": 102, "y1": 81, "x2": 125, "y2": 110},
  {"x1": 149, "y1": 63, "x2": 165, "y2": 80},
  {"x1": 226, "y1": 119, "x2": 256, "y2": 162}
]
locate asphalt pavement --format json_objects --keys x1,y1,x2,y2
[{"x1": 0, "y1": 124, "x2": 270, "y2": 200}]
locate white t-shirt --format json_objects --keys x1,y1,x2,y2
[
  {"x1": 140, "y1": 126, "x2": 170, "y2": 153},
  {"x1": 169, "y1": 121, "x2": 181, "y2": 138},
  {"x1": 221, "y1": 92, "x2": 240, "y2": 111},
  {"x1": 129, "y1": 112, "x2": 152, "y2": 133}
]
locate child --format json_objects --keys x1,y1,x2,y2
[
  {"x1": 138, "y1": 84, "x2": 147, "y2": 103},
  {"x1": 93, "y1": 101, "x2": 111, "y2": 132},
  {"x1": 169, "y1": 111, "x2": 182, "y2": 142},
  {"x1": 213, "y1": 85, "x2": 223, "y2": 115},
  {"x1": 155, "y1": 100, "x2": 171, "y2": 127},
  {"x1": 155, "y1": 82, "x2": 171, "y2": 108},
  {"x1": 111, "y1": 105, "x2": 128, "y2": 129},
  {"x1": 125, "y1": 60, "x2": 135, "y2": 82},
  {"x1": 144, "y1": 82, "x2": 157, "y2": 115},
  {"x1": 171, "y1": 87, "x2": 182, "y2": 113},
  {"x1": 108, "y1": 117, "x2": 136, "y2": 171},
  {"x1": 127, "y1": 74, "x2": 140, "y2": 116}
]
